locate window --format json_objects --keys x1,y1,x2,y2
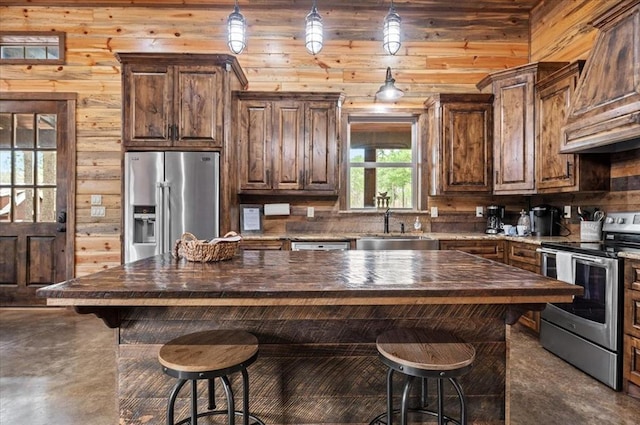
[
  {"x1": 347, "y1": 115, "x2": 418, "y2": 210},
  {"x1": 0, "y1": 32, "x2": 65, "y2": 64}
]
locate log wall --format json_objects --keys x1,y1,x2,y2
[{"x1": 0, "y1": 1, "x2": 637, "y2": 275}]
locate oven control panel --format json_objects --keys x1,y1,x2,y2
[{"x1": 602, "y1": 212, "x2": 640, "y2": 234}]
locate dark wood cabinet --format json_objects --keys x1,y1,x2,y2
[
  {"x1": 439, "y1": 239, "x2": 505, "y2": 263},
  {"x1": 507, "y1": 240, "x2": 542, "y2": 333},
  {"x1": 425, "y1": 94, "x2": 493, "y2": 195},
  {"x1": 624, "y1": 258, "x2": 640, "y2": 399},
  {"x1": 117, "y1": 53, "x2": 248, "y2": 149},
  {"x1": 535, "y1": 61, "x2": 609, "y2": 193},
  {"x1": 239, "y1": 240, "x2": 289, "y2": 251},
  {"x1": 236, "y1": 92, "x2": 343, "y2": 195},
  {"x1": 478, "y1": 62, "x2": 566, "y2": 195}
]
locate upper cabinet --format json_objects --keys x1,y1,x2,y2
[
  {"x1": 425, "y1": 94, "x2": 494, "y2": 195},
  {"x1": 478, "y1": 62, "x2": 567, "y2": 195},
  {"x1": 117, "y1": 53, "x2": 248, "y2": 149},
  {"x1": 535, "y1": 61, "x2": 609, "y2": 193},
  {"x1": 236, "y1": 92, "x2": 344, "y2": 195},
  {"x1": 563, "y1": 0, "x2": 640, "y2": 153}
]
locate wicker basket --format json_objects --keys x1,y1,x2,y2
[{"x1": 173, "y1": 231, "x2": 241, "y2": 262}]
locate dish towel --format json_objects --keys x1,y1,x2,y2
[{"x1": 555, "y1": 252, "x2": 573, "y2": 284}]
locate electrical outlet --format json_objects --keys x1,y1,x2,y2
[
  {"x1": 91, "y1": 194, "x2": 102, "y2": 205},
  {"x1": 430, "y1": 206, "x2": 438, "y2": 218},
  {"x1": 564, "y1": 205, "x2": 572, "y2": 219},
  {"x1": 307, "y1": 206, "x2": 315, "y2": 218},
  {"x1": 476, "y1": 206, "x2": 484, "y2": 217},
  {"x1": 90, "y1": 206, "x2": 105, "y2": 217}
]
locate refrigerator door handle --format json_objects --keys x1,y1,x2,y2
[
  {"x1": 156, "y1": 182, "x2": 165, "y2": 255},
  {"x1": 163, "y1": 182, "x2": 171, "y2": 253}
]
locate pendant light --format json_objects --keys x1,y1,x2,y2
[
  {"x1": 383, "y1": 0, "x2": 401, "y2": 55},
  {"x1": 227, "y1": 0, "x2": 246, "y2": 55},
  {"x1": 305, "y1": 0, "x2": 323, "y2": 55},
  {"x1": 375, "y1": 67, "x2": 404, "y2": 101}
]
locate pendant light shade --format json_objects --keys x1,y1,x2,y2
[
  {"x1": 383, "y1": 0, "x2": 401, "y2": 55},
  {"x1": 305, "y1": 1, "x2": 323, "y2": 55},
  {"x1": 375, "y1": 67, "x2": 404, "y2": 101},
  {"x1": 227, "y1": 0, "x2": 246, "y2": 55}
]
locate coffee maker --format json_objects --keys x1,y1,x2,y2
[
  {"x1": 531, "y1": 205, "x2": 561, "y2": 236},
  {"x1": 485, "y1": 205, "x2": 505, "y2": 234}
]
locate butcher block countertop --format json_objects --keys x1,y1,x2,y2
[{"x1": 38, "y1": 250, "x2": 581, "y2": 307}]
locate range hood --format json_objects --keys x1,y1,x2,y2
[{"x1": 561, "y1": 0, "x2": 640, "y2": 154}]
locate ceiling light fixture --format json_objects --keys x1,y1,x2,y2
[
  {"x1": 383, "y1": 0, "x2": 401, "y2": 55},
  {"x1": 375, "y1": 67, "x2": 404, "y2": 101},
  {"x1": 305, "y1": 0, "x2": 323, "y2": 55},
  {"x1": 227, "y1": 0, "x2": 246, "y2": 55}
]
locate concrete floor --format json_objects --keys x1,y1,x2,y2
[{"x1": 1, "y1": 308, "x2": 639, "y2": 424}]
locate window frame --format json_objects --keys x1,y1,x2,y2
[
  {"x1": 0, "y1": 31, "x2": 65, "y2": 65},
  {"x1": 345, "y1": 113, "x2": 421, "y2": 211}
]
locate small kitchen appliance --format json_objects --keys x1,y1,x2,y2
[
  {"x1": 538, "y1": 211, "x2": 640, "y2": 390},
  {"x1": 485, "y1": 205, "x2": 504, "y2": 234},
  {"x1": 531, "y1": 204, "x2": 562, "y2": 236}
]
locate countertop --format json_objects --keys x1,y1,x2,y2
[{"x1": 38, "y1": 250, "x2": 581, "y2": 307}]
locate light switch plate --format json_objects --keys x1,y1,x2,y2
[
  {"x1": 430, "y1": 206, "x2": 438, "y2": 218},
  {"x1": 90, "y1": 206, "x2": 105, "y2": 217},
  {"x1": 307, "y1": 207, "x2": 315, "y2": 218},
  {"x1": 564, "y1": 205, "x2": 571, "y2": 219},
  {"x1": 91, "y1": 194, "x2": 102, "y2": 205},
  {"x1": 476, "y1": 206, "x2": 484, "y2": 217}
]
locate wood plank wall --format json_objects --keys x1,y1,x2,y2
[{"x1": 0, "y1": 1, "x2": 637, "y2": 275}]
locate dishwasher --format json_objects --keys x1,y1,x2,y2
[{"x1": 290, "y1": 241, "x2": 351, "y2": 251}]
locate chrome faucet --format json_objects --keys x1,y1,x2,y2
[{"x1": 383, "y1": 209, "x2": 391, "y2": 233}]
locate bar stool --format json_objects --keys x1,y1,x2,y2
[
  {"x1": 369, "y1": 328, "x2": 475, "y2": 425},
  {"x1": 158, "y1": 329, "x2": 266, "y2": 425}
]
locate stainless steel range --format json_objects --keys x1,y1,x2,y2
[{"x1": 538, "y1": 211, "x2": 640, "y2": 390}]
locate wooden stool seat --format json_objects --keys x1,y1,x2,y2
[
  {"x1": 159, "y1": 330, "x2": 264, "y2": 425},
  {"x1": 370, "y1": 328, "x2": 476, "y2": 425}
]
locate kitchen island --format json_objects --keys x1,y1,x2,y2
[{"x1": 38, "y1": 250, "x2": 581, "y2": 425}]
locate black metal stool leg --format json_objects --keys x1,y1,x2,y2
[
  {"x1": 191, "y1": 380, "x2": 198, "y2": 425},
  {"x1": 208, "y1": 378, "x2": 216, "y2": 410},
  {"x1": 220, "y1": 375, "x2": 235, "y2": 425},
  {"x1": 167, "y1": 379, "x2": 188, "y2": 425},
  {"x1": 437, "y1": 378, "x2": 444, "y2": 425},
  {"x1": 421, "y1": 377, "x2": 428, "y2": 408},
  {"x1": 241, "y1": 368, "x2": 250, "y2": 425},
  {"x1": 449, "y1": 378, "x2": 467, "y2": 425},
  {"x1": 400, "y1": 375, "x2": 414, "y2": 425},
  {"x1": 386, "y1": 367, "x2": 394, "y2": 425}
]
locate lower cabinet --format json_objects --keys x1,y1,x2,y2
[
  {"x1": 239, "y1": 240, "x2": 289, "y2": 251},
  {"x1": 439, "y1": 239, "x2": 505, "y2": 263},
  {"x1": 624, "y1": 258, "x2": 640, "y2": 399},
  {"x1": 507, "y1": 241, "x2": 542, "y2": 333}
]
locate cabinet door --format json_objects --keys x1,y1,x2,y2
[
  {"x1": 272, "y1": 101, "x2": 304, "y2": 190},
  {"x1": 175, "y1": 66, "x2": 222, "y2": 147},
  {"x1": 536, "y1": 67, "x2": 578, "y2": 191},
  {"x1": 304, "y1": 102, "x2": 338, "y2": 192},
  {"x1": 493, "y1": 73, "x2": 535, "y2": 194},
  {"x1": 439, "y1": 239, "x2": 505, "y2": 262},
  {"x1": 442, "y1": 102, "x2": 492, "y2": 193},
  {"x1": 122, "y1": 64, "x2": 173, "y2": 147},
  {"x1": 238, "y1": 101, "x2": 272, "y2": 190}
]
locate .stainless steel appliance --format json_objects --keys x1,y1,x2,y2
[
  {"x1": 538, "y1": 211, "x2": 640, "y2": 390},
  {"x1": 291, "y1": 241, "x2": 350, "y2": 251},
  {"x1": 124, "y1": 151, "x2": 220, "y2": 263},
  {"x1": 531, "y1": 204, "x2": 561, "y2": 236},
  {"x1": 485, "y1": 205, "x2": 504, "y2": 234}
]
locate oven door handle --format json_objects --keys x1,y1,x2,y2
[
  {"x1": 572, "y1": 254, "x2": 605, "y2": 264},
  {"x1": 536, "y1": 248, "x2": 558, "y2": 255}
]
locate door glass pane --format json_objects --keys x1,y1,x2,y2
[
  {"x1": 0, "y1": 150, "x2": 9, "y2": 185},
  {"x1": 37, "y1": 151, "x2": 56, "y2": 185},
  {"x1": 37, "y1": 188, "x2": 56, "y2": 222},
  {"x1": 14, "y1": 151, "x2": 34, "y2": 185},
  {"x1": 0, "y1": 188, "x2": 10, "y2": 222},
  {"x1": 14, "y1": 114, "x2": 34, "y2": 148},
  {"x1": 0, "y1": 114, "x2": 11, "y2": 148},
  {"x1": 37, "y1": 114, "x2": 56, "y2": 148},
  {"x1": 13, "y1": 188, "x2": 34, "y2": 222}
]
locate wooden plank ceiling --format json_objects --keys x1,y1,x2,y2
[{"x1": 0, "y1": 0, "x2": 541, "y2": 107}]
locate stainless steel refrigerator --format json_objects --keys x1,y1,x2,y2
[{"x1": 124, "y1": 151, "x2": 220, "y2": 263}]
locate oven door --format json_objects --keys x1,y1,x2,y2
[{"x1": 539, "y1": 248, "x2": 620, "y2": 351}]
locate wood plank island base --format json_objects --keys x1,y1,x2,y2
[{"x1": 37, "y1": 251, "x2": 581, "y2": 425}]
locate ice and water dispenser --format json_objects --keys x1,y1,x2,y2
[{"x1": 132, "y1": 205, "x2": 156, "y2": 244}]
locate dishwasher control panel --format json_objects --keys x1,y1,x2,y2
[{"x1": 290, "y1": 241, "x2": 351, "y2": 251}]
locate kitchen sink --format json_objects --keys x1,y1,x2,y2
[{"x1": 355, "y1": 236, "x2": 439, "y2": 250}]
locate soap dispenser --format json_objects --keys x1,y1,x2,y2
[{"x1": 413, "y1": 216, "x2": 422, "y2": 231}]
